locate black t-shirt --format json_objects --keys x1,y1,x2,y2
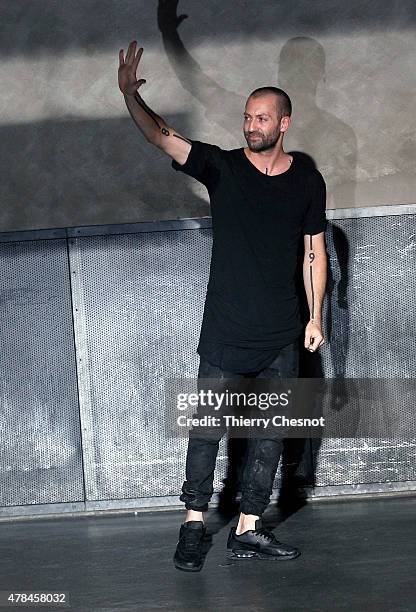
[{"x1": 171, "y1": 140, "x2": 327, "y2": 373}]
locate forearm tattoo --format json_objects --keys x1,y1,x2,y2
[
  {"x1": 134, "y1": 93, "x2": 192, "y2": 144},
  {"x1": 309, "y1": 235, "x2": 315, "y2": 320},
  {"x1": 173, "y1": 133, "x2": 192, "y2": 144},
  {"x1": 134, "y1": 92, "x2": 161, "y2": 128}
]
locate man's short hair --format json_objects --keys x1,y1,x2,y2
[{"x1": 248, "y1": 86, "x2": 292, "y2": 118}]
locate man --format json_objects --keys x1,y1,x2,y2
[{"x1": 119, "y1": 41, "x2": 327, "y2": 571}]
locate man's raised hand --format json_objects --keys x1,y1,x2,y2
[
  {"x1": 119, "y1": 40, "x2": 192, "y2": 163},
  {"x1": 118, "y1": 41, "x2": 147, "y2": 96}
]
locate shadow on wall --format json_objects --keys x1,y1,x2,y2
[
  {"x1": 0, "y1": 34, "x2": 357, "y2": 233},
  {"x1": 0, "y1": 114, "x2": 210, "y2": 232},
  {"x1": 2, "y1": 0, "x2": 416, "y2": 56},
  {"x1": 2, "y1": 1, "x2": 361, "y2": 231},
  {"x1": 2, "y1": 1, "x2": 416, "y2": 231},
  {"x1": 158, "y1": 2, "x2": 357, "y2": 209},
  {"x1": 3, "y1": 0, "x2": 416, "y2": 231}
]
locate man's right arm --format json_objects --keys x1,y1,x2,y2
[
  {"x1": 119, "y1": 41, "x2": 191, "y2": 165},
  {"x1": 123, "y1": 91, "x2": 192, "y2": 165}
]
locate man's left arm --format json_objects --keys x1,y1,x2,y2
[{"x1": 303, "y1": 231, "x2": 327, "y2": 352}]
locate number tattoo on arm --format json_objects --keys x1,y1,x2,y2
[
  {"x1": 134, "y1": 93, "x2": 192, "y2": 144},
  {"x1": 309, "y1": 235, "x2": 315, "y2": 320}
]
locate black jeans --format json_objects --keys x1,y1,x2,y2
[{"x1": 180, "y1": 339, "x2": 300, "y2": 516}]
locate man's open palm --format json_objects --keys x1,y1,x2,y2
[{"x1": 118, "y1": 40, "x2": 146, "y2": 96}]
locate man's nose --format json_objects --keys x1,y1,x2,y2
[{"x1": 247, "y1": 120, "x2": 258, "y2": 132}]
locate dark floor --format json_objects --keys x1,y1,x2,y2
[{"x1": 0, "y1": 494, "x2": 415, "y2": 612}]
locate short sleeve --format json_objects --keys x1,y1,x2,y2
[
  {"x1": 171, "y1": 140, "x2": 223, "y2": 190},
  {"x1": 303, "y1": 170, "x2": 327, "y2": 235}
]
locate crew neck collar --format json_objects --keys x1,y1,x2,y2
[{"x1": 240, "y1": 148, "x2": 295, "y2": 178}]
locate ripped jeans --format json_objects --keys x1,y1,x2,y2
[{"x1": 180, "y1": 340, "x2": 299, "y2": 517}]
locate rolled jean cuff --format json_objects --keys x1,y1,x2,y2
[
  {"x1": 238, "y1": 501, "x2": 265, "y2": 517},
  {"x1": 239, "y1": 488, "x2": 269, "y2": 517},
  {"x1": 179, "y1": 483, "x2": 211, "y2": 512}
]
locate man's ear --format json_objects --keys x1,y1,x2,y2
[{"x1": 280, "y1": 116, "x2": 291, "y2": 133}]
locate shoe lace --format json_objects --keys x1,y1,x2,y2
[
  {"x1": 182, "y1": 529, "x2": 203, "y2": 550},
  {"x1": 255, "y1": 527, "x2": 277, "y2": 543}
]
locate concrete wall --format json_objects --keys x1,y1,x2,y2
[{"x1": 1, "y1": 0, "x2": 415, "y2": 232}]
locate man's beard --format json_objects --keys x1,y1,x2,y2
[{"x1": 244, "y1": 127, "x2": 281, "y2": 152}]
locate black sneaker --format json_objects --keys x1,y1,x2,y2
[
  {"x1": 227, "y1": 519, "x2": 300, "y2": 560},
  {"x1": 173, "y1": 521, "x2": 206, "y2": 572}
]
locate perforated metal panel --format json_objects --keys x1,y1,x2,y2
[
  {"x1": 322, "y1": 215, "x2": 416, "y2": 378},
  {"x1": 70, "y1": 215, "x2": 416, "y2": 502},
  {"x1": 314, "y1": 215, "x2": 416, "y2": 486},
  {"x1": 0, "y1": 239, "x2": 84, "y2": 506},
  {"x1": 70, "y1": 229, "x2": 229, "y2": 500},
  {"x1": 1, "y1": 213, "x2": 415, "y2": 513}
]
